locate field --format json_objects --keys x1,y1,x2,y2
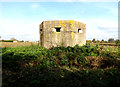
[
  {"x1": 1, "y1": 43, "x2": 120, "y2": 87},
  {"x1": 1, "y1": 42, "x2": 38, "y2": 48}
]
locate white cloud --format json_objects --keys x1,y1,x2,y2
[
  {"x1": 0, "y1": 17, "x2": 118, "y2": 41},
  {"x1": 0, "y1": 18, "x2": 118, "y2": 41},
  {"x1": 75, "y1": 18, "x2": 118, "y2": 40},
  {"x1": 97, "y1": 20, "x2": 118, "y2": 32},
  {"x1": 0, "y1": 19, "x2": 44, "y2": 41},
  {"x1": 31, "y1": 4, "x2": 39, "y2": 8}
]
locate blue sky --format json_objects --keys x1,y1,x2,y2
[{"x1": 0, "y1": 1, "x2": 118, "y2": 41}]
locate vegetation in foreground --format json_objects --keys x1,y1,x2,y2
[{"x1": 2, "y1": 44, "x2": 120, "y2": 87}]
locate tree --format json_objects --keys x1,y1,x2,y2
[
  {"x1": 92, "y1": 38, "x2": 96, "y2": 43},
  {"x1": 96, "y1": 40, "x2": 100, "y2": 43},
  {"x1": 86, "y1": 40, "x2": 92, "y2": 43},
  {"x1": 115, "y1": 39, "x2": 120, "y2": 46},
  {"x1": 0, "y1": 36, "x2": 1, "y2": 41},
  {"x1": 101, "y1": 39, "x2": 105, "y2": 43},
  {"x1": 108, "y1": 38, "x2": 115, "y2": 43},
  {"x1": 104, "y1": 41, "x2": 108, "y2": 43},
  {"x1": 19, "y1": 40, "x2": 24, "y2": 42}
]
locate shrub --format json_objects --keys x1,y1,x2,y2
[{"x1": 2, "y1": 44, "x2": 120, "y2": 87}]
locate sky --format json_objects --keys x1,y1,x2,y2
[{"x1": 0, "y1": 1, "x2": 118, "y2": 41}]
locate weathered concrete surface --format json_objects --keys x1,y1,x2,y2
[{"x1": 39, "y1": 20, "x2": 86, "y2": 48}]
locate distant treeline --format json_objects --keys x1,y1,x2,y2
[
  {"x1": 86, "y1": 38, "x2": 120, "y2": 43},
  {"x1": 1, "y1": 40, "x2": 24, "y2": 42},
  {"x1": 1, "y1": 40, "x2": 14, "y2": 42}
]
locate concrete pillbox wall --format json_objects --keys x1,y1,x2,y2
[{"x1": 39, "y1": 20, "x2": 86, "y2": 48}]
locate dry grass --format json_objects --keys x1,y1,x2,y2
[
  {"x1": 0, "y1": 42, "x2": 38, "y2": 48},
  {"x1": 1, "y1": 42, "x2": 119, "y2": 49},
  {"x1": 92, "y1": 43, "x2": 120, "y2": 46},
  {"x1": 89, "y1": 43, "x2": 120, "y2": 51}
]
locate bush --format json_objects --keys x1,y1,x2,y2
[{"x1": 2, "y1": 44, "x2": 120, "y2": 87}]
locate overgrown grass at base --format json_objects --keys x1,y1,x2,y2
[{"x1": 2, "y1": 44, "x2": 120, "y2": 87}]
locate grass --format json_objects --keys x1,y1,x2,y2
[{"x1": 2, "y1": 44, "x2": 120, "y2": 87}]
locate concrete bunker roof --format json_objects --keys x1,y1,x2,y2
[{"x1": 41, "y1": 20, "x2": 86, "y2": 25}]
